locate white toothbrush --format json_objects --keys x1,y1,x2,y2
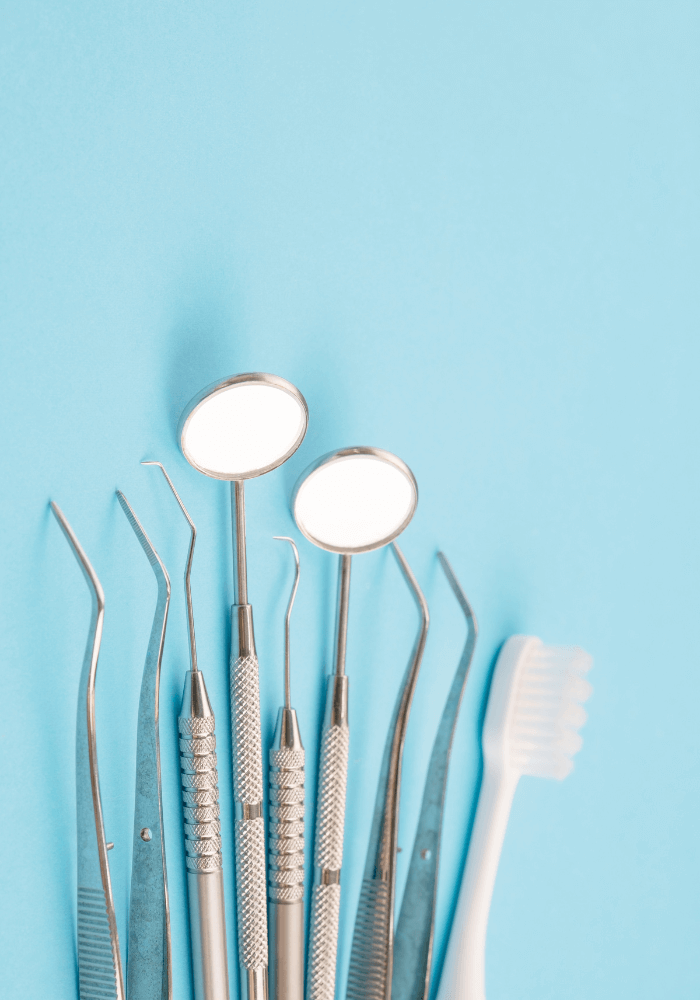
[{"x1": 437, "y1": 635, "x2": 592, "y2": 1000}]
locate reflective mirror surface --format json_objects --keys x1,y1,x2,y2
[
  {"x1": 179, "y1": 374, "x2": 308, "y2": 480},
  {"x1": 293, "y1": 448, "x2": 418, "y2": 554}
]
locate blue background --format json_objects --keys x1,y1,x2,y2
[{"x1": 2, "y1": 2, "x2": 699, "y2": 997}]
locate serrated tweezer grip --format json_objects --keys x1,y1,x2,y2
[
  {"x1": 307, "y1": 674, "x2": 349, "y2": 1000},
  {"x1": 231, "y1": 605, "x2": 268, "y2": 1000}
]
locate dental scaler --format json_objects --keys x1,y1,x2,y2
[
  {"x1": 144, "y1": 462, "x2": 230, "y2": 1000},
  {"x1": 268, "y1": 537, "x2": 305, "y2": 1000}
]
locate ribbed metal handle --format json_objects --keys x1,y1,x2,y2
[
  {"x1": 179, "y1": 717, "x2": 222, "y2": 872},
  {"x1": 307, "y1": 675, "x2": 349, "y2": 1000},
  {"x1": 179, "y1": 673, "x2": 230, "y2": 1000},
  {"x1": 346, "y1": 880, "x2": 391, "y2": 1000},
  {"x1": 268, "y1": 710, "x2": 305, "y2": 1000},
  {"x1": 269, "y1": 745, "x2": 305, "y2": 902}
]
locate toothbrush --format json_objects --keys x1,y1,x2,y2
[{"x1": 436, "y1": 635, "x2": 592, "y2": 1000}]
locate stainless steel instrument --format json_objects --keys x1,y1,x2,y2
[
  {"x1": 179, "y1": 372, "x2": 308, "y2": 1000},
  {"x1": 292, "y1": 447, "x2": 419, "y2": 1000},
  {"x1": 392, "y1": 553, "x2": 477, "y2": 1000},
  {"x1": 51, "y1": 502, "x2": 125, "y2": 1000},
  {"x1": 144, "y1": 462, "x2": 230, "y2": 1000},
  {"x1": 268, "y1": 537, "x2": 305, "y2": 1000},
  {"x1": 346, "y1": 543, "x2": 429, "y2": 1000},
  {"x1": 116, "y1": 491, "x2": 172, "y2": 1000},
  {"x1": 54, "y1": 496, "x2": 174, "y2": 1000}
]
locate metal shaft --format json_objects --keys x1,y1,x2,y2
[
  {"x1": 232, "y1": 480, "x2": 248, "y2": 605},
  {"x1": 180, "y1": 671, "x2": 229, "y2": 1000},
  {"x1": 307, "y1": 553, "x2": 351, "y2": 1000},
  {"x1": 334, "y1": 554, "x2": 352, "y2": 676},
  {"x1": 230, "y1": 481, "x2": 269, "y2": 1000},
  {"x1": 269, "y1": 537, "x2": 305, "y2": 1000}
]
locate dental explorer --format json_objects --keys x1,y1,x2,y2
[
  {"x1": 292, "y1": 447, "x2": 419, "y2": 1000},
  {"x1": 51, "y1": 502, "x2": 125, "y2": 1000},
  {"x1": 144, "y1": 462, "x2": 230, "y2": 1000},
  {"x1": 116, "y1": 491, "x2": 173, "y2": 1000},
  {"x1": 392, "y1": 553, "x2": 477, "y2": 1000},
  {"x1": 346, "y1": 543, "x2": 429, "y2": 1000},
  {"x1": 179, "y1": 372, "x2": 308, "y2": 1000},
  {"x1": 268, "y1": 537, "x2": 305, "y2": 1000}
]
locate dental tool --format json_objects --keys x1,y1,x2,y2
[
  {"x1": 144, "y1": 462, "x2": 230, "y2": 1000},
  {"x1": 392, "y1": 553, "x2": 477, "y2": 1000},
  {"x1": 179, "y1": 373, "x2": 308, "y2": 1000},
  {"x1": 292, "y1": 447, "x2": 419, "y2": 1000},
  {"x1": 345, "y1": 543, "x2": 429, "y2": 1000},
  {"x1": 50, "y1": 502, "x2": 125, "y2": 1000},
  {"x1": 268, "y1": 537, "x2": 305, "y2": 1000},
  {"x1": 116, "y1": 492, "x2": 173, "y2": 1000},
  {"x1": 437, "y1": 636, "x2": 592, "y2": 1000}
]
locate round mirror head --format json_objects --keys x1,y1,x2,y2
[
  {"x1": 292, "y1": 447, "x2": 418, "y2": 554},
  {"x1": 178, "y1": 373, "x2": 308, "y2": 480}
]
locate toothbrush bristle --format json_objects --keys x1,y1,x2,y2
[{"x1": 509, "y1": 643, "x2": 592, "y2": 780}]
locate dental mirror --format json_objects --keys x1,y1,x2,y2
[
  {"x1": 292, "y1": 447, "x2": 417, "y2": 998},
  {"x1": 178, "y1": 371, "x2": 308, "y2": 1000},
  {"x1": 293, "y1": 447, "x2": 417, "y2": 555},
  {"x1": 178, "y1": 372, "x2": 308, "y2": 481}
]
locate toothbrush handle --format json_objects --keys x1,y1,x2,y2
[
  {"x1": 231, "y1": 606, "x2": 268, "y2": 1000},
  {"x1": 436, "y1": 765, "x2": 519, "y2": 1000},
  {"x1": 307, "y1": 675, "x2": 349, "y2": 1000}
]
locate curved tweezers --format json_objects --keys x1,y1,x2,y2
[
  {"x1": 51, "y1": 502, "x2": 126, "y2": 1000},
  {"x1": 116, "y1": 491, "x2": 172, "y2": 1000},
  {"x1": 392, "y1": 553, "x2": 477, "y2": 1000},
  {"x1": 346, "y1": 543, "x2": 429, "y2": 1000}
]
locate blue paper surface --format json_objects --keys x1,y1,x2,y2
[{"x1": 1, "y1": 2, "x2": 699, "y2": 997}]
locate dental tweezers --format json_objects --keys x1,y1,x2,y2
[
  {"x1": 392, "y1": 553, "x2": 477, "y2": 1000},
  {"x1": 53, "y1": 498, "x2": 174, "y2": 1000},
  {"x1": 346, "y1": 543, "x2": 429, "y2": 1000},
  {"x1": 52, "y1": 502, "x2": 125, "y2": 1000}
]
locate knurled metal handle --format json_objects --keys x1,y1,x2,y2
[
  {"x1": 307, "y1": 883, "x2": 341, "y2": 1000},
  {"x1": 230, "y1": 652, "x2": 268, "y2": 973},
  {"x1": 178, "y1": 716, "x2": 223, "y2": 873},
  {"x1": 235, "y1": 816, "x2": 268, "y2": 969},
  {"x1": 314, "y1": 721, "x2": 349, "y2": 871},
  {"x1": 268, "y1": 746, "x2": 305, "y2": 902},
  {"x1": 306, "y1": 713, "x2": 348, "y2": 1000},
  {"x1": 231, "y1": 653, "x2": 265, "y2": 805}
]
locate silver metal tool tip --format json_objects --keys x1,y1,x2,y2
[
  {"x1": 143, "y1": 460, "x2": 199, "y2": 672},
  {"x1": 274, "y1": 535, "x2": 300, "y2": 710},
  {"x1": 180, "y1": 669, "x2": 214, "y2": 719}
]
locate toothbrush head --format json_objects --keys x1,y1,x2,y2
[{"x1": 483, "y1": 635, "x2": 592, "y2": 782}]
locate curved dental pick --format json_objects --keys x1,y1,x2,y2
[
  {"x1": 268, "y1": 536, "x2": 306, "y2": 1000},
  {"x1": 143, "y1": 460, "x2": 230, "y2": 1000}
]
